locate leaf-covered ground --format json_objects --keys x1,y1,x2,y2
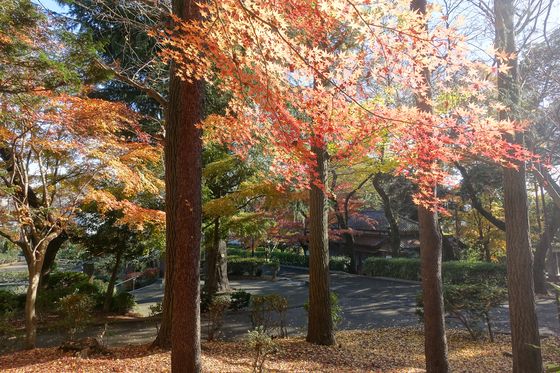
[{"x1": 1, "y1": 328, "x2": 558, "y2": 372}]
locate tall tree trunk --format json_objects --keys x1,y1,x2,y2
[
  {"x1": 410, "y1": 1, "x2": 449, "y2": 371},
  {"x1": 103, "y1": 249, "x2": 123, "y2": 313},
  {"x1": 306, "y1": 144, "x2": 335, "y2": 345},
  {"x1": 495, "y1": 0, "x2": 543, "y2": 371},
  {"x1": 372, "y1": 174, "x2": 401, "y2": 257},
  {"x1": 205, "y1": 218, "x2": 230, "y2": 296},
  {"x1": 494, "y1": 0, "x2": 543, "y2": 373},
  {"x1": 533, "y1": 206, "x2": 560, "y2": 295},
  {"x1": 166, "y1": 0, "x2": 204, "y2": 370}
]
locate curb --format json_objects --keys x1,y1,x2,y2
[{"x1": 280, "y1": 265, "x2": 421, "y2": 285}]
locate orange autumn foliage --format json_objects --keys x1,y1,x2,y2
[{"x1": 158, "y1": 0, "x2": 534, "y2": 209}]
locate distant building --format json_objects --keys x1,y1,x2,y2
[{"x1": 329, "y1": 210, "x2": 420, "y2": 272}]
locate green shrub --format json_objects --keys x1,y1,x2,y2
[
  {"x1": 442, "y1": 261, "x2": 507, "y2": 286},
  {"x1": 111, "y1": 292, "x2": 135, "y2": 314},
  {"x1": 44, "y1": 271, "x2": 90, "y2": 289},
  {"x1": 202, "y1": 289, "x2": 251, "y2": 313},
  {"x1": 0, "y1": 309, "x2": 20, "y2": 352},
  {"x1": 247, "y1": 326, "x2": 277, "y2": 373},
  {"x1": 270, "y1": 251, "x2": 308, "y2": 267},
  {"x1": 0, "y1": 290, "x2": 25, "y2": 314},
  {"x1": 329, "y1": 256, "x2": 351, "y2": 272},
  {"x1": 417, "y1": 283, "x2": 507, "y2": 341},
  {"x1": 362, "y1": 258, "x2": 507, "y2": 286},
  {"x1": 58, "y1": 293, "x2": 95, "y2": 339},
  {"x1": 227, "y1": 247, "x2": 267, "y2": 258},
  {"x1": 230, "y1": 290, "x2": 251, "y2": 310},
  {"x1": 227, "y1": 247, "x2": 249, "y2": 257},
  {"x1": 270, "y1": 251, "x2": 350, "y2": 272},
  {"x1": 250, "y1": 294, "x2": 289, "y2": 338},
  {"x1": 362, "y1": 257, "x2": 421, "y2": 281},
  {"x1": 37, "y1": 271, "x2": 107, "y2": 313},
  {"x1": 228, "y1": 257, "x2": 272, "y2": 276},
  {"x1": 207, "y1": 295, "x2": 231, "y2": 341}
]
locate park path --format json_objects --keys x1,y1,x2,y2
[
  {"x1": 116, "y1": 267, "x2": 560, "y2": 345},
  {"x1": 26, "y1": 267, "x2": 560, "y2": 349}
]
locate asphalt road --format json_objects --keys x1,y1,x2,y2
[
  {"x1": 7, "y1": 265, "x2": 559, "y2": 349},
  {"x1": 130, "y1": 267, "x2": 559, "y2": 340}
]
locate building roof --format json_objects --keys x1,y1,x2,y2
[{"x1": 345, "y1": 210, "x2": 419, "y2": 234}]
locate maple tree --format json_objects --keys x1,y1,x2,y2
[
  {"x1": 159, "y1": 1, "x2": 540, "y2": 361},
  {"x1": 0, "y1": 0, "x2": 162, "y2": 348}
]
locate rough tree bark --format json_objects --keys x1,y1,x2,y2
[
  {"x1": 495, "y1": 0, "x2": 543, "y2": 371},
  {"x1": 372, "y1": 173, "x2": 401, "y2": 257},
  {"x1": 306, "y1": 144, "x2": 335, "y2": 345},
  {"x1": 411, "y1": 0, "x2": 449, "y2": 371},
  {"x1": 103, "y1": 249, "x2": 123, "y2": 312},
  {"x1": 165, "y1": 0, "x2": 204, "y2": 370},
  {"x1": 533, "y1": 206, "x2": 560, "y2": 295},
  {"x1": 205, "y1": 218, "x2": 230, "y2": 296}
]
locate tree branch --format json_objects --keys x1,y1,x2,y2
[
  {"x1": 95, "y1": 60, "x2": 168, "y2": 110},
  {"x1": 532, "y1": 166, "x2": 560, "y2": 209},
  {"x1": 455, "y1": 162, "x2": 506, "y2": 231}
]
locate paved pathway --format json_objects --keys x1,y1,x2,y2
[
  {"x1": 130, "y1": 267, "x2": 559, "y2": 339},
  {"x1": 20, "y1": 266, "x2": 560, "y2": 349}
]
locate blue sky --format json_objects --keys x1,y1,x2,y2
[{"x1": 32, "y1": 0, "x2": 67, "y2": 14}]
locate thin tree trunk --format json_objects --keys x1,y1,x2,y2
[
  {"x1": 25, "y1": 264, "x2": 41, "y2": 349},
  {"x1": 410, "y1": 0, "x2": 449, "y2": 371},
  {"x1": 40, "y1": 231, "x2": 68, "y2": 286},
  {"x1": 205, "y1": 218, "x2": 230, "y2": 296},
  {"x1": 152, "y1": 250, "x2": 173, "y2": 349},
  {"x1": 167, "y1": 0, "x2": 204, "y2": 370},
  {"x1": 372, "y1": 174, "x2": 401, "y2": 257},
  {"x1": 419, "y1": 204, "x2": 449, "y2": 372},
  {"x1": 334, "y1": 211, "x2": 357, "y2": 274},
  {"x1": 533, "y1": 206, "x2": 560, "y2": 295},
  {"x1": 342, "y1": 232, "x2": 357, "y2": 273},
  {"x1": 103, "y1": 249, "x2": 123, "y2": 313},
  {"x1": 306, "y1": 144, "x2": 335, "y2": 346},
  {"x1": 456, "y1": 163, "x2": 506, "y2": 231},
  {"x1": 495, "y1": 0, "x2": 543, "y2": 371}
]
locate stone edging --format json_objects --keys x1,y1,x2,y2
[{"x1": 279, "y1": 265, "x2": 421, "y2": 285}]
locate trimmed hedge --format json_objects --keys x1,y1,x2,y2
[
  {"x1": 362, "y1": 258, "x2": 420, "y2": 281},
  {"x1": 227, "y1": 247, "x2": 267, "y2": 258},
  {"x1": 270, "y1": 251, "x2": 308, "y2": 267},
  {"x1": 227, "y1": 247, "x2": 351, "y2": 273},
  {"x1": 363, "y1": 258, "x2": 507, "y2": 286},
  {"x1": 228, "y1": 256, "x2": 279, "y2": 276},
  {"x1": 269, "y1": 251, "x2": 350, "y2": 272}
]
